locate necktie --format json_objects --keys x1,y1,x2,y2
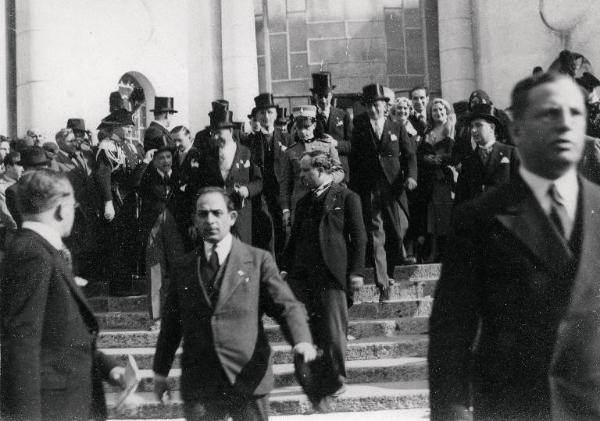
[
  {"x1": 478, "y1": 147, "x2": 491, "y2": 164},
  {"x1": 59, "y1": 247, "x2": 73, "y2": 273},
  {"x1": 201, "y1": 245, "x2": 220, "y2": 293},
  {"x1": 548, "y1": 184, "x2": 572, "y2": 239}
]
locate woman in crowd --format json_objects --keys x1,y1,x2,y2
[{"x1": 417, "y1": 98, "x2": 455, "y2": 262}]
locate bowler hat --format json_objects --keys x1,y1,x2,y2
[
  {"x1": 577, "y1": 72, "x2": 600, "y2": 93},
  {"x1": 150, "y1": 97, "x2": 178, "y2": 113},
  {"x1": 209, "y1": 108, "x2": 235, "y2": 129},
  {"x1": 362, "y1": 84, "x2": 390, "y2": 103},
  {"x1": 292, "y1": 105, "x2": 317, "y2": 120},
  {"x1": 254, "y1": 93, "x2": 277, "y2": 110},
  {"x1": 110, "y1": 92, "x2": 126, "y2": 112},
  {"x1": 67, "y1": 118, "x2": 86, "y2": 132},
  {"x1": 100, "y1": 108, "x2": 135, "y2": 127},
  {"x1": 467, "y1": 103, "x2": 500, "y2": 127},
  {"x1": 310, "y1": 72, "x2": 336, "y2": 95},
  {"x1": 20, "y1": 146, "x2": 50, "y2": 167}
]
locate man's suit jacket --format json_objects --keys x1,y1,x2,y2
[
  {"x1": 153, "y1": 237, "x2": 312, "y2": 402},
  {"x1": 428, "y1": 175, "x2": 600, "y2": 420},
  {"x1": 454, "y1": 142, "x2": 519, "y2": 205},
  {"x1": 321, "y1": 107, "x2": 352, "y2": 180},
  {"x1": 349, "y1": 112, "x2": 417, "y2": 215},
  {"x1": 408, "y1": 113, "x2": 428, "y2": 138},
  {"x1": 0, "y1": 229, "x2": 118, "y2": 421},
  {"x1": 282, "y1": 183, "x2": 366, "y2": 292},
  {"x1": 144, "y1": 121, "x2": 173, "y2": 151}
]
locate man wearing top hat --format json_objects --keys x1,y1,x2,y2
[
  {"x1": 194, "y1": 100, "x2": 229, "y2": 154},
  {"x1": 311, "y1": 72, "x2": 352, "y2": 182},
  {"x1": 144, "y1": 97, "x2": 177, "y2": 152},
  {"x1": 67, "y1": 118, "x2": 95, "y2": 153},
  {"x1": 349, "y1": 84, "x2": 417, "y2": 302},
  {"x1": 242, "y1": 93, "x2": 290, "y2": 258},
  {"x1": 454, "y1": 103, "x2": 519, "y2": 206}
]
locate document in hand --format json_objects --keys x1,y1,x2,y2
[{"x1": 114, "y1": 354, "x2": 141, "y2": 411}]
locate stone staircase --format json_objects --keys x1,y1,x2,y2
[{"x1": 88, "y1": 264, "x2": 440, "y2": 419}]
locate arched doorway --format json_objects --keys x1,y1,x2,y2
[{"x1": 117, "y1": 71, "x2": 155, "y2": 144}]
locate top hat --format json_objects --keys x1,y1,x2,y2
[
  {"x1": 276, "y1": 106, "x2": 290, "y2": 126},
  {"x1": 362, "y1": 84, "x2": 390, "y2": 103},
  {"x1": 21, "y1": 146, "x2": 51, "y2": 167},
  {"x1": 254, "y1": 93, "x2": 277, "y2": 110},
  {"x1": 150, "y1": 97, "x2": 178, "y2": 113},
  {"x1": 577, "y1": 72, "x2": 600, "y2": 93},
  {"x1": 209, "y1": 108, "x2": 235, "y2": 129},
  {"x1": 67, "y1": 118, "x2": 86, "y2": 132},
  {"x1": 310, "y1": 72, "x2": 336, "y2": 95},
  {"x1": 292, "y1": 105, "x2": 317, "y2": 120},
  {"x1": 100, "y1": 108, "x2": 135, "y2": 127},
  {"x1": 208, "y1": 99, "x2": 229, "y2": 120},
  {"x1": 467, "y1": 103, "x2": 500, "y2": 126}
]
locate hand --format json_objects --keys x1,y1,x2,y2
[
  {"x1": 153, "y1": 373, "x2": 171, "y2": 404},
  {"x1": 144, "y1": 149, "x2": 156, "y2": 164},
  {"x1": 349, "y1": 275, "x2": 364, "y2": 290},
  {"x1": 293, "y1": 342, "x2": 317, "y2": 363},
  {"x1": 282, "y1": 210, "x2": 291, "y2": 227},
  {"x1": 404, "y1": 177, "x2": 418, "y2": 191},
  {"x1": 104, "y1": 201, "x2": 115, "y2": 221},
  {"x1": 108, "y1": 366, "x2": 126, "y2": 389}
]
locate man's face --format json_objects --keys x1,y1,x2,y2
[
  {"x1": 153, "y1": 150, "x2": 172, "y2": 174},
  {"x1": 257, "y1": 107, "x2": 277, "y2": 129},
  {"x1": 250, "y1": 118, "x2": 261, "y2": 133},
  {"x1": 59, "y1": 132, "x2": 78, "y2": 155},
  {"x1": 313, "y1": 91, "x2": 333, "y2": 112},
  {"x1": 411, "y1": 89, "x2": 429, "y2": 113},
  {"x1": 0, "y1": 141, "x2": 10, "y2": 160},
  {"x1": 512, "y1": 78, "x2": 586, "y2": 179},
  {"x1": 367, "y1": 100, "x2": 387, "y2": 120},
  {"x1": 59, "y1": 189, "x2": 77, "y2": 237},
  {"x1": 27, "y1": 129, "x2": 43, "y2": 146},
  {"x1": 212, "y1": 128, "x2": 233, "y2": 147},
  {"x1": 112, "y1": 126, "x2": 133, "y2": 143},
  {"x1": 6, "y1": 163, "x2": 23, "y2": 181},
  {"x1": 300, "y1": 155, "x2": 322, "y2": 189},
  {"x1": 173, "y1": 131, "x2": 192, "y2": 153},
  {"x1": 295, "y1": 119, "x2": 316, "y2": 141},
  {"x1": 470, "y1": 118, "x2": 496, "y2": 147},
  {"x1": 194, "y1": 192, "x2": 237, "y2": 243}
]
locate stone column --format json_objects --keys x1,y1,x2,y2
[
  {"x1": 437, "y1": 0, "x2": 476, "y2": 103},
  {"x1": 220, "y1": 0, "x2": 259, "y2": 123}
]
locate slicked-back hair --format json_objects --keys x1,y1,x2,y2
[
  {"x1": 55, "y1": 128, "x2": 73, "y2": 144},
  {"x1": 171, "y1": 125, "x2": 191, "y2": 136},
  {"x1": 16, "y1": 169, "x2": 72, "y2": 216},
  {"x1": 511, "y1": 72, "x2": 583, "y2": 121},
  {"x1": 301, "y1": 150, "x2": 334, "y2": 174},
  {"x1": 409, "y1": 86, "x2": 429, "y2": 98},
  {"x1": 195, "y1": 186, "x2": 236, "y2": 212}
]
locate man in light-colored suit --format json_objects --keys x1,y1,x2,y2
[{"x1": 153, "y1": 187, "x2": 316, "y2": 421}]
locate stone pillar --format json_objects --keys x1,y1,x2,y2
[
  {"x1": 437, "y1": 0, "x2": 476, "y2": 103},
  {"x1": 220, "y1": 0, "x2": 259, "y2": 123}
]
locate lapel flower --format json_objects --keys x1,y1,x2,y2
[
  {"x1": 390, "y1": 133, "x2": 398, "y2": 142},
  {"x1": 244, "y1": 159, "x2": 251, "y2": 168},
  {"x1": 500, "y1": 157, "x2": 510, "y2": 164},
  {"x1": 336, "y1": 119, "x2": 343, "y2": 127},
  {"x1": 191, "y1": 159, "x2": 199, "y2": 168},
  {"x1": 180, "y1": 184, "x2": 187, "y2": 192}
]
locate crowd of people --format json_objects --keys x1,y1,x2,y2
[{"x1": 5, "y1": 57, "x2": 600, "y2": 420}]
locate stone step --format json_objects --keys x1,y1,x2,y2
[
  {"x1": 102, "y1": 335, "x2": 428, "y2": 368},
  {"x1": 106, "y1": 380, "x2": 429, "y2": 418},
  {"x1": 98, "y1": 317, "x2": 429, "y2": 348},
  {"x1": 105, "y1": 357, "x2": 427, "y2": 393},
  {"x1": 96, "y1": 299, "x2": 433, "y2": 330}
]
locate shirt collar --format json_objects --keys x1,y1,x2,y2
[
  {"x1": 519, "y1": 166, "x2": 579, "y2": 219},
  {"x1": 22, "y1": 221, "x2": 64, "y2": 250},
  {"x1": 158, "y1": 168, "x2": 172, "y2": 179},
  {"x1": 478, "y1": 140, "x2": 496, "y2": 151},
  {"x1": 203, "y1": 233, "x2": 233, "y2": 265},
  {"x1": 313, "y1": 178, "x2": 333, "y2": 197}
]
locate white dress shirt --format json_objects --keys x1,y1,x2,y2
[
  {"x1": 203, "y1": 233, "x2": 233, "y2": 266},
  {"x1": 22, "y1": 221, "x2": 63, "y2": 250},
  {"x1": 370, "y1": 117, "x2": 386, "y2": 139},
  {"x1": 519, "y1": 166, "x2": 578, "y2": 220}
]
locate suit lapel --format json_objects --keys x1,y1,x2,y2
[
  {"x1": 215, "y1": 238, "x2": 252, "y2": 310},
  {"x1": 193, "y1": 247, "x2": 214, "y2": 307},
  {"x1": 322, "y1": 184, "x2": 338, "y2": 214},
  {"x1": 495, "y1": 177, "x2": 573, "y2": 275},
  {"x1": 226, "y1": 144, "x2": 242, "y2": 184},
  {"x1": 483, "y1": 143, "x2": 501, "y2": 177}
]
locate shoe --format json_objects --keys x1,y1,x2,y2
[
  {"x1": 330, "y1": 384, "x2": 347, "y2": 397},
  {"x1": 149, "y1": 320, "x2": 161, "y2": 332},
  {"x1": 379, "y1": 287, "x2": 391, "y2": 303}
]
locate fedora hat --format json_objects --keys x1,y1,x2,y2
[
  {"x1": 254, "y1": 93, "x2": 277, "y2": 110},
  {"x1": 21, "y1": 146, "x2": 50, "y2": 168},
  {"x1": 67, "y1": 118, "x2": 86, "y2": 133},
  {"x1": 99, "y1": 108, "x2": 135, "y2": 128},
  {"x1": 150, "y1": 97, "x2": 178, "y2": 113},
  {"x1": 362, "y1": 84, "x2": 390, "y2": 103},
  {"x1": 467, "y1": 103, "x2": 500, "y2": 126},
  {"x1": 209, "y1": 108, "x2": 235, "y2": 130},
  {"x1": 310, "y1": 72, "x2": 336, "y2": 95}
]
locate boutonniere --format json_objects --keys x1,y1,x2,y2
[
  {"x1": 180, "y1": 184, "x2": 187, "y2": 192},
  {"x1": 336, "y1": 119, "x2": 343, "y2": 127},
  {"x1": 244, "y1": 159, "x2": 251, "y2": 168},
  {"x1": 500, "y1": 157, "x2": 510, "y2": 164},
  {"x1": 278, "y1": 141, "x2": 287, "y2": 152},
  {"x1": 406, "y1": 125, "x2": 417, "y2": 136},
  {"x1": 235, "y1": 162, "x2": 240, "y2": 169},
  {"x1": 390, "y1": 133, "x2": 398, "y2": 142},
  {"x1": 191, "y1": 159, "x2": 199, "y2": 168}
]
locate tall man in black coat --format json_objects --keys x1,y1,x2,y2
[
  {"x1": 310, "y1": 72, "x2": 353, "y2": 181},
  {"x1": 349, "y1": 84, "x2": 417, "y2": 301},
  {"x1": 282, "y1": 151, "x2": 366, "y2": 411},
  {"x1": 429, "y1": 73, "x2": 600, "y2": 420},
  {"x1": 454, "y1": 103, "x2": 519, "y2": 205},
  {"x1": 144, "y1": 96, "x2": 177, "y2": 151},
  {"x1": 1, "y1": 170, "x2": 127, "y2": 421},
  {"x1": 153, "y1": 187, "x2": 315, "y2": 421}
]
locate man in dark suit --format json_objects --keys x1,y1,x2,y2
[
  {"x1": 153, "y1": 187, "x2": 315, "y2": 421},
  {"x1": 310, "y1": 72, "x2": 353, "y2": 181},
  {"x1": 454, "y1": 103, "x2": 519, "y2": 205},
  {"x1": 429, "y1": 73, "x2": 600, "y2": 420},
  {"x1": 408, "y1": 86, "x2": 429, "y2": 137},
  {"x1": 349, "y1": 84, "x2": 417, "y2": 301},
  {"x1": 1, "y1": 170, "x2": 127, "y2": 421},
  {"x1": 282, "y1": 151, "x2": 366, "y2": 411},
  {"x1": 144, "y1": 96, "x2": 177, "y2": 151}
]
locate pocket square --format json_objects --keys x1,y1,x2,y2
[
  {"x1": 336, "y1": 120, "x2": 344, "y2": 127},
  {"x1": 500, "y1": 157, "x2": 510, "y2": 164},
  {"x1": 244, "y1": 160, "x2": 251, "y2": 168},
  {"x1": 191, "y1": 160, "x2": 199, "y2": 168}
]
